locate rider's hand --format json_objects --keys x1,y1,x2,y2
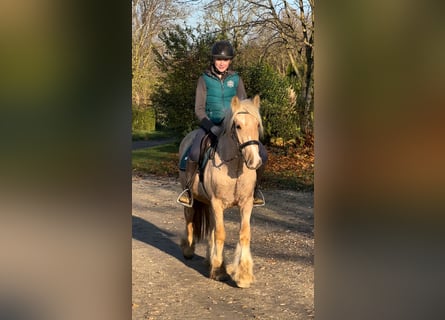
[
  {"x1": 209, "y1": 131, "x2": 218, "y2": 145},
  {"x1": 209, "y1": 125, "x2": 222, "y2": 145},
  {"x1": 210, "y1": 125, "x2": 223, "y2": 136}
]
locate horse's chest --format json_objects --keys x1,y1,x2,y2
[{"x1": 207, "y1": 169, "x2": 256, "y2": 200}]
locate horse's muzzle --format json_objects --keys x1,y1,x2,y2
[
  {"x1": 246, "y1": 158, "x2": 262, "y2": 170},
  {"x1": 239, "y1": 140, "x2": 261, "y2": 170}
]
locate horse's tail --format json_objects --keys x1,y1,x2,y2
[{"x1": 192, "y1": 200, "x2": 211, "y2": 241}]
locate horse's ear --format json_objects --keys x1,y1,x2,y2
[
  {"x1": 231, "y1": 96, "x2": 241, "y2": 112},
  {"x1": 253, "y1": 95, "x2": 260, "y2": 109}
]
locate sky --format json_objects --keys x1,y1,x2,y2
[{"x1": 179, "y1": 0, "x2": 208, "y2": 28}]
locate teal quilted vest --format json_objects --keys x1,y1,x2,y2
[{"x1": 203, "y1": 72, "x2": 239, "y2": 124}]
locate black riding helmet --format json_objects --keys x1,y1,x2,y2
[{"x1": 211, "y1": 40, "x2": 234, "y2": 59}]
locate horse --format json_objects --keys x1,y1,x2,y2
[{"x1": 178, "y1": 95, "x2": 263, "y2": 288}]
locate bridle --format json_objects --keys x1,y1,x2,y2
[
  {"x1": 231, "y1": 111, "x2": 260, "y2": 150},
  {"x1": 231, "y1": 111, "x2": 260, "y2": 158},
  {"x1": 238, "y1": 139, "x2": 260, "y2": 150},
  {"x1": 212, "y1": 111, "x2": 260, "y2": 168}
]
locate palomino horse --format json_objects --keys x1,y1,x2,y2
[{"x1": 178, "y1": 95, "x2": 263, "y2": 288}]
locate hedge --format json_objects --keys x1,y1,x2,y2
[{"x1": 132, "y1": 106, "x2": 156, "y2": 132}]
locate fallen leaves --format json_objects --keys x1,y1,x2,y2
[{"x1": 264, "y1": 144, "x2": 314, "y2": 190}]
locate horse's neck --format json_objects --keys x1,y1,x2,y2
[{"x1": 216, "y1": 134, "x2": 239, "y2": 162}]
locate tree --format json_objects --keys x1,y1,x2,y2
[
  {"x1": 199, "y1": 0, "x2": 314, "y2": 144},
  {"x1": 151, "y1": 27, "x2": 216, "y2": 135},
  {"x1": 245, "y1": 0, "x2": 314, "y2": 142},
  {"x1": 202, "y1": 0, "x2": 257, "y2": 52},
  {"x1": 132, "y1": 0, "x2": 185, "y2": 107},
  {"x1": 132, "y1": 0, "x2": 314, "y2": 146}
]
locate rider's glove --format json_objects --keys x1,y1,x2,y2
[
  {"x1": 209, "y1": 125, "x2": 223, "y2": 145},
  {"x1": 210, "y1": 125, "x2": 223, "y2": 137},
  {"x1": 199, "y1": 117, "x2": 214, "y2": 132}
]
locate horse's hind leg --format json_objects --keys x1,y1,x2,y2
[
  {"x1": 228, "y1": 204, "x2": 255, "y2": 288},
  {"x1": 180, "y1": 207, "x2": 195, "y2": 259}
]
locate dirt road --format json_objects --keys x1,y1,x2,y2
[{"x1": 132, "y1": 174, "x2": 314, "y2": 319}]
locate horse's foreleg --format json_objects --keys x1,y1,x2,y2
[
  {"x1": 180, "y1": 207, "x2": 195, "y2": 259},
  {"x1": 209, "y1": 203, "x2": 228, "y2": 281},
  {"x1": 229, "y1": 204, "x2": 254, "y2": 288}
]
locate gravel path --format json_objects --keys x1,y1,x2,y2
[{"x1": 132, "y1": 174, "x2": 314, "y2": 319}]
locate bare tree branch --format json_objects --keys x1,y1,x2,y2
[{"x1": 132, "y1": 0, "x2": 187, "y2": 106}]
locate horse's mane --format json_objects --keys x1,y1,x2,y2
[{"x1": 223, "y1": 97, "x2": 264, "y2": 138}]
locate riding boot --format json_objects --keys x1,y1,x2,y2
[
  {"x1": 177, "y1": 160, "x2": 199, "y2": 207},
  {"x1": 253, "y1": 165, "x2": 265, "y2": 207}
]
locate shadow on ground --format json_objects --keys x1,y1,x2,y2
[
  {"x1": 132, "y1": 215, "x2": 241, "y2": 287},
  {"x1": 132, "y1": 215, "x2": 210, "y2": 278}
]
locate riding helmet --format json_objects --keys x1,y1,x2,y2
[{"x1": 211, "y1": 40, "x2": 234, "y2": 59}]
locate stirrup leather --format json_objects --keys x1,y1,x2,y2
[{"x1": 177, "y1": 188, "x2": 194, "y2": 208}]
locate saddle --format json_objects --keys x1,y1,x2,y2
[
  {"x1": 198, "y1": 133, "x2": 216, "y2": 181},
  {"x1": 180, "y1": 133, "x2": 215, "y2": 181}
]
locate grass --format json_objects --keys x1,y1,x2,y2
[
  {"x1": 132, "y1": 129, "x2": 175, "y2": 141},
  {"x1": 132, "y1": 142, "x2": 180, "y2": 177},
  {"x1": 132, "y1": 132, "x2": 314, "y2": 191}
]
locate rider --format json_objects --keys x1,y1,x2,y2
[{"x1": 177, "y1": 40, "x2": 267, "y2": 207}]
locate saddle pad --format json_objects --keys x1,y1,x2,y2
[
  {"x1": 179, "y1": 145, "x2": 192, "y2": 171},
  {"x1": 179, "y1": 146, "x2": 213, "y2": 171}
]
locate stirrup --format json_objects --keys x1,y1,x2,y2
[
  {"x1": 177, "y1": 189, "x2": 193, "y2": 208},
  {"x1": 253, "y1": 189, "x2": 265, "y2": 207}
]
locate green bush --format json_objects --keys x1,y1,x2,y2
[
  {"x1": 241, "y1": 64, "x2": 299, "y2": 144},
  {"x1": 132, "y1": 106, "x2": 156, "y2": 132}
]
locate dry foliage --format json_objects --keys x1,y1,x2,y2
[{"x1": 263, "y1": 143, "x2": 314, "y2": 190}]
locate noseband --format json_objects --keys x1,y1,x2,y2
[{"x1": 239, "y1": 140, "x2": 260, "y2": 150}]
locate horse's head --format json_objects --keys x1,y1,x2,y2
[{"x1": 227, "y1": 95, "x2": 263, "y2": 170}]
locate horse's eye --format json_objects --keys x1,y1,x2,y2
[{"x1": 236, "y1": 124, "x2": 241, "y2": 129}]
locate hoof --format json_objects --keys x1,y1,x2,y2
[
  {"x1": 228, "y1": 263, "x2": 255, "y2": 288},
  {"x1": 214, "y1": 272, "x2": 230, "y2": 282},
  {"x1": 210, "y1": 265, "x2": 229, "y2": 282},
  {"x1": 236, "y1": 279, "x2": 253, "y2": 288},
  {"x1": 183, "y1": 252, "x2": 194, "y2": 260},
  {"x1": 234, "y1": 274, "x2": 255, "y2": 288},
  {"x1": 180, "y1": 238, "x2": 195, "y2": 259}
]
